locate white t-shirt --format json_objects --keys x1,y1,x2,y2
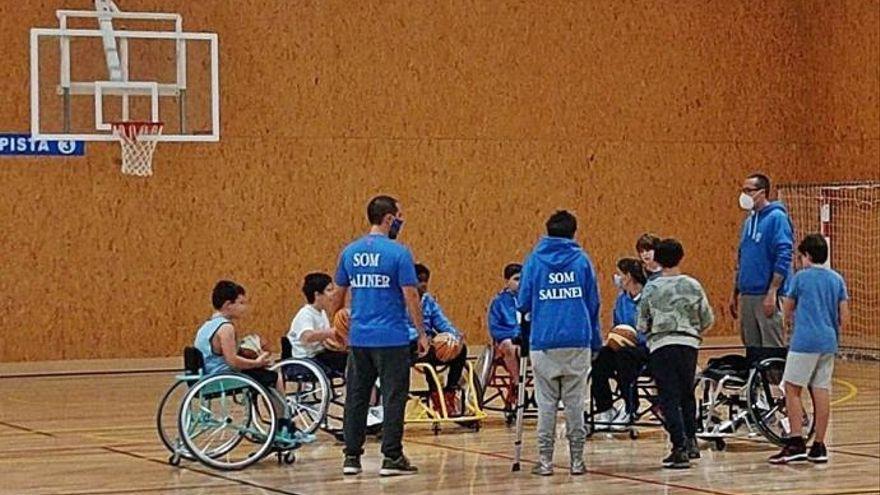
[{"x1": 287, "y1": 304, "x2": 330, "y2": 358}]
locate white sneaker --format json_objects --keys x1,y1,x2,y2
[
  {"x1": 593, "y1": 407, "x2": 616, "y2": 431},
  {"x1": 367, "y1": 406, "x2": 384, "y2": 427},
  {"x1": 610, "y1": 408, "x2": 632, "y2": 431}
]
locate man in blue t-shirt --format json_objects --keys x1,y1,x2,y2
[
  {"x1": 331, "y1": 195, "x2": 429, "y2": 477},
  {"x1": 518, "y1": 210, "x2": 601, "y2": 476},
  {"x1": 769, "y1": 234, "x2": 849, "y2": 465}
]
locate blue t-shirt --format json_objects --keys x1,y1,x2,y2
[
  {"x1": 785, "y1": 266, "x2": 848, "y2": 354},
  {"x1": 335, "y1": 233, "x2": 418, "y2": 347}
]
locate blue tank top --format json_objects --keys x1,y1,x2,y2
[{"x1": 194, "y1": 315, "x2": 233, "y2": 375}]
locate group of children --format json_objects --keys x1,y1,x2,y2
[{"x1": 192, "y1": 211, "x2": 849, "y2": 474}]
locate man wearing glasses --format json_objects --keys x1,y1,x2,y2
[{"x1": 729, "y1": 173, "x2": 794, "y2": 354}]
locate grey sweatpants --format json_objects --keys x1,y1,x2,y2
[
  {"x1": 531, "y1": 348, "x2": 591, "y2": 458},
  {"x1": 739, "y1": 294, "x2": 785, "y2": 348}
]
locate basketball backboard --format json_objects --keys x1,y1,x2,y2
[{"x1": 30, "y1": 0, "x2": 219, "y2": 142}]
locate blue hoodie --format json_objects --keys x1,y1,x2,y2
[
  {"x1": 518, "y1": 236, "x2": 602, "y2": 352},
  {"x1": 612, "y1": 291, "x2": 647, "y2": 347},
  {"x1": 488, "y1": 289, "x2": 519, "y2": 342},
  {"x1": 408, "y1": 293, "x2": 460, "y2": 341},
  {"x1": 737, "y1": 202, "x2": 794, "y2": 295}
]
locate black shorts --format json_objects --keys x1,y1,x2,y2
[{"x1": 242, "y1": 368, "x2": 278, "y2": 390}]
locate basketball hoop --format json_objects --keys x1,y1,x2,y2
[{"x1": 111, "y1": 121, "x2": 163, "y2": 177}]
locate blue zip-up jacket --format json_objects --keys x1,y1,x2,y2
[
  {"x1": 408, "y1": 292, "x2": 460, "y2": 341},
  {"x1": 488, "y1": 289, "x2": 519, "y2": 342},
  {"x1": 517, "y1": 236, "x2": 602, "y2": 352},
  {"x1": 737, "y1": 202, "x2": 794, "y2": 295},
  {"x1": 612, "y1": 291, "x2": 647, "y2": 347}
]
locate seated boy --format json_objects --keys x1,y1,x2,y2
[
  {"x1": 591, "y1": 257, "x2": 649, "y2": 430},
  {"x1": 487, "y1": 263, "x2": 522, "y2": 409},
  {"x1": 409, "y1": 263, "x2": 469, "y2": 416},
  {"x1": 288, "y1": 272, "x2": 349, "y2": 377},
  {"x1": 194, "y1": 280, "x2": 313, "y2": 446},
  {"x1": 769, "y1": 234, "x2": 849, "y2": 465}
]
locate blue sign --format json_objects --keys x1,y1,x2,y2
[{"x1": 0, "y1": 134, "x2": 85, "y2": 157}]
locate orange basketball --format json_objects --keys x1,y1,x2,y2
[
  {"x1": 432, "y1": 333, "x2": 464, "y2": 362},
  {"x1": 323, "y1": 308, "x2": 350, "y2": 351},
  {"x1": 606, "y1": 324, "x2": 637, "y2": 351},
  {"x1": 238, "y1": 333, "x2": 265, "y2": 359}
]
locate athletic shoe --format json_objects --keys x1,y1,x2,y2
[
  {"x1": 768, "y1": 438, "x2": 807, "y2": 464},
  {"x1": 807, "y1": 442, "x2": 828, "y2": 463},
  {"x1": 662, "y1": 449, "x2": 690, "y2": 469},
  {"x1": 686, "y1": 437, "x2": 701, "y2": 460},
  {"x1": 343, "y1": 455, "x2": 362, "y2": 475},
  {"x1": 380, "y1": 455, "x2": 418, "y2": 476}
]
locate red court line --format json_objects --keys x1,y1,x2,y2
[
  {"x1": 45, "y1": 483, "x2": 240, "y2": 495},
  {"x1": 406, "y1": 438, "x2": 741, "y2": 495}
]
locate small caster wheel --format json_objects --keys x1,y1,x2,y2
[
  {"x1": 432, "y1": 424, "x2": 440, "y2": 436},
  {"x1": 712, "y1": 439, "x2": 726, "y2": 451},
  {"x1": 278, "y1": 451, "x2": 296, "y2": 465},
  {"x1": 169, "y1": 453, "x2": 181, "y2": 466},
  {"x1": 629, "y1": 429, "x2": 639, "y2": 440}
]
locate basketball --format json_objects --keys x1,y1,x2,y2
[
  {"x1": 432, "y1": 332, "x2": 464, "y2": 362},
  {"x1": 323, "y1": 308, "x2": 350, "y2": 351},
  {"x1": 606, "y1": 324, "x2": 638, "y2": 351},
  {"x1": 238, "y1": 333, "x2": 264, "y2": 359}
]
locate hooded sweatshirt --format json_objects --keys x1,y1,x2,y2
[
  {"x1": 737, "y1": 201, "x2": 794, "y2": 295},
  {"x1": 488, "y1": 289, "x2": 520, "y2": 342},
  {"x1": 517, "y1": 236, "x2": 601, "y2": 352}
]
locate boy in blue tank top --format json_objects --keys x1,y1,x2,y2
[
  {"x1": 194, "y1": 280, "x2": 312, "y2": 447},
  {"x1": 769, "y1": 234, "x2": 849, "y2": 465},
  {"x1": 331, "y1": 195, "x2": 429, "y2": 477}
]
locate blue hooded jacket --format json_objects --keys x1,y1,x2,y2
[
  {"x1": 488, "y1": 289, "x2": 519, "y2": 342},
  {"x1": 408, "y1": 293, "x2": 460, "y2": 341},
  {"x1": 518, "y1": 236, "x2": 602, "y2": 352},
  {"x1": 737, "y1": 202, "x2": 794, "y2": 295},
  {"x1": 612, "y1": 291, "x2": 647, "y2": 347}
]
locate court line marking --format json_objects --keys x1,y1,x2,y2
[
  {"x1": 405, "y1": 437, "x2": 743, "y2": 495},
  {"x1": 43, "y1": 484, "x2": 241, "y2": 495},
  {"x1": 831, "y1": 378, "x2": 858, "y2": 407}
]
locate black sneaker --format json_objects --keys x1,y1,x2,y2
[
  {"x1": 343, "y1": 455, "x2": 362, "y2": 475},
  {"x1": 380, "y1": 455, "x2": 418, "y2": 476},
  {"x1": 768, "y1": 440, "x2": 807, "y2": 464},
  {"x1": 807, "y1": 442, "x2": 828, "y2": 463},
  {"x1": 686, "y1": 438, "x2": 701, "y2": 460},
  {"x1": 662, "y1": 449, "x2": 690, "y2": 469}
]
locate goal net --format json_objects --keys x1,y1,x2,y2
[{"x1": 778, "y1": 182, "x2": 880, "y2": 358}]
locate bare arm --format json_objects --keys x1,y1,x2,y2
[
  {"x1": 300, "y1": 327, "x2": 335, "y2": 345},
  {"x1": 215, "y1": 324, "x2": 269, "y2": 370},
  {"x1": 782, "y1": 296, "x2": 795, "y2": 322}
]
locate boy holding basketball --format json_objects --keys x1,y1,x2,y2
[
  {"x1": 638, "y1": 239, "x2": 714, "y2": 469},
  {"x1": 408, "y1": 263, "x2": 468, "y2": 415},
  {"x1": 518, "y1": 210, "x2": 602, "y2": 476},
  {"x1": 769, "y1": 234, "x2": 849, "y2": 464},
  {"x1": 288, "y1": 272, "x2": 349, "y2": 376},
  {"x1": 194, "y1": 280, "x2": 310, "y2": 447}
]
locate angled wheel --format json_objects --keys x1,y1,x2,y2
[
  {"x1": 747, "y1": 358, "x2": 815, "y2": 447},
  {"x1": 273, "y1": 359, "x2": 331, "y2": 435}
]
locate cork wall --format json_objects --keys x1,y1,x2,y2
[{"x1": 1, "y1": 1, "x2": 877, "y2": 361}]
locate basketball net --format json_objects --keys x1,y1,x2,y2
[{"x1": 111, "y1": 121, "x2": 163, "y2": 177}]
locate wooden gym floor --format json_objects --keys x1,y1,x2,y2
[{"x1": 0, "y1": 343, "x2": 878, "y2": 495}]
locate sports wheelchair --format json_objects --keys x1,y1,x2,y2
[
  {"x1": 475, "y1": 344, "x2": 537, "y2": 425},
  {"x1": 584, "y1": 367, "x2": 665, "y2": 439},
  {"x1": 156, "y1": 347, "x2": 312, "y2": 470},
  {"x1": 405, "y1": 358, "x2": 487, "y2": 433},
  {"x1": 695, "y1": 349, "x2": 815, "y2": 450}
]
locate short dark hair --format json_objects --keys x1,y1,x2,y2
[
  {"x1": 503, "y1": 263, "x2": 523, "y2": 280},
  {"x1": 415, "y1": 263, "x2": 430, "y2": 281},
  {"x1": 654, "y1": 238, "x2": 685, "y2": 268},
  {"x1": 302, "y1": 272, "x2": 332, "y2": 304},
  {"x1": 635, "y1": 233, "x2": 660, "y2": 253},
  {"x1": 748, "y1": 173, "x2": 772, "y2": 196},
  {"x1": 212, "y1": 280, "x2": 245, "y2": 310},
  {"x1": 798, "y1": 234, "x2": 828, "y2": 264},
  {"x1": 546, "y1": 210, "x2": 577, "y2": 239},
  {"x1": 367, "y1": 195, "x2": 399, "y2": 225},
  {"x1": 616, "y1": 258, "x2": 647, "y2": 286}
]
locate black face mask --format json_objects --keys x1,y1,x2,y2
[{"x1": 389, "y1": 217, "x2": 404, "y2": 240}]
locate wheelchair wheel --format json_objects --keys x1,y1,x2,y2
[
  {"x1": 157, "y1": 380, "x2": 196, "y2": 462},
  {"x1": 273, "y1": 359, "x2": 331, "y2": 435},
  {"x1": 747, "y1": 358, "x2": 815, "y2": 447},
  {"x1": 178, "y1": 373, "x2": 276, "y2": 471}
]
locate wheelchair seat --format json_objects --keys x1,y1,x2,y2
[{"x1": 700, "y1": 354, "x2": 750, "y2": 383}]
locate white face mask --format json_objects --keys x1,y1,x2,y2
[
  {"x1": 739, "y1": 192, "x2": 755, "y2": 211},
  {"x1": 612, "y1": 273, "x2": 624, "y2": 289}
]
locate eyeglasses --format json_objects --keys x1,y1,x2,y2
[{"x1": 741, "y1": 187, "x2": 762, "y2": 194}]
